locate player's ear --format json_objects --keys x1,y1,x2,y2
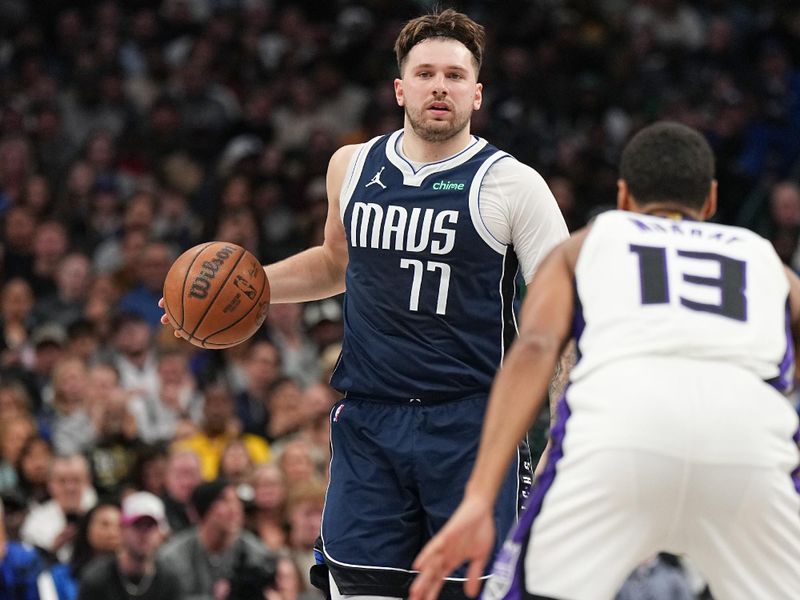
[
  {"x1": 473, "y1": 82, "x2": 483, "y2": 110},
  {"x1": 700, "y1": 180, "x2": 718, "y2": 221},
  {"x1": 394, "y1": 78, "x2": 404, "y2": 107},
  {"x1": 616, "y1": 179, "x2": 633, "y2": 211}
]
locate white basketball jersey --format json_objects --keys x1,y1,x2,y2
[{"x1": 571, "y1": 210, "x2": 792, "y2": 389}]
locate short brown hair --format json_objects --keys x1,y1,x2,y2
[{"x1": 394, "y1": 8, "x2": 485, "y2": 75}]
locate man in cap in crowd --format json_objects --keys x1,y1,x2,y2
[
  {"x1": 159, "y1": 478, "x2": 274, "y2": 600},
  {"x1": 77, "y1": 491, "x2": 182, "y2": 600}
]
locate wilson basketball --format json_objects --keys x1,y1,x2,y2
[{"x1": 162, "y1": 242, "x2": 270, "y2": 349}]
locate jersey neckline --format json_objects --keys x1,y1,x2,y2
[{"x1": 385, "y1": 129, "x2": 488, "y2": 187}]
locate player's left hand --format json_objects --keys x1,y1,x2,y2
[
  {"x1": 410, "y1": 495, "x2": 495, "y2": 600},
  {"x1": 158, "y1": 297, "x2": 181, "y2": 337}
]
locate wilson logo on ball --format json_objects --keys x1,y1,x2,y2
[{"x1": 188, "y1": 245, "x2": 237, "y2": 299}]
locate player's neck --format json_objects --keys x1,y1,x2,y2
[
  {"x1": 640, "y1": 203, "x2": 703, "y2": 221},
  {"x1": 400, "y1": 125, "x2": 473, "y2": 163}
]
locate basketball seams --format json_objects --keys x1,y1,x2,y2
[
  {"x1": 186, "y1": 247, "x2": 247, "y2": 343},
  {"x1": 199, "y1": 268, "x2": 268, "y2": 345},
  {"x1": 173, "y1": 241, "x2": 216, "y2": 330},
  {"x1": 201, "y1": 339, "x2": 242, "y2": 348}
]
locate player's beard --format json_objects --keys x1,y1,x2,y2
[{"x1": 405, "y1": 102, "x2": 472, "y2": 143}]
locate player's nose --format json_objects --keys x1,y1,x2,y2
[{"x1": 430, "y1": 73, "x2": 448, "y2": 95}]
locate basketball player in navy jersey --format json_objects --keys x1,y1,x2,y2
[
  {"x1": 410, "y1": 122, "x2": 800, "y2": 600},
  {"x1": 162, "y1": 9, "x2": 569, "y2": 600}
]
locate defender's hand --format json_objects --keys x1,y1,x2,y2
[{"x1": 410, "y1": 496, "x2": 495, "y2": 600}]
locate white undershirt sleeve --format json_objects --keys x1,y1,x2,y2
[{"x1": 479, "y1": 158, "x2": 569, "y2": 283}]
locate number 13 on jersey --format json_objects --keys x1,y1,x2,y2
[{"x1": 630, "y1": 244, "x2": 747, "y2": 322}]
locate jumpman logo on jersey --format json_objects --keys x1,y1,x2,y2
[{"x1": 366, "y1": 166, "x2": 387, "y2": 189}]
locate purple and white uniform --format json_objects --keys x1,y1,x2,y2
[{"x1": 485, "y1": 210, "x2": 800, "y2": 600}]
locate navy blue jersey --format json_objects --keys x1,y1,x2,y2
[{"x1": 331, "y1": 131, "x2": 520, "y2": 401}]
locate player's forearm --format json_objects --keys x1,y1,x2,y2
[
  {"x1": 465, "y1": 333, "x2": 560, "y2": 505},
  {"x1": 264, "y1": 245, "x2": 347, "y2": 303}
]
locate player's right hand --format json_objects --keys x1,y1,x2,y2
[
  {"x1": 410, "y1": 495, "x2": 495, "y2": 600},
  {"x1": 158, "y1": 297, "x2": 181, "y2": 337}
]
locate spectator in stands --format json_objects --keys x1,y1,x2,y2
[
  {"x1": 297, "y1": 383, "x2": 335, "y2": 470},
  {"x1": 118, "y1": 241, "x2": 175, "y2": 329},
  {"x1": 302, "y1": 299, "x2": 343, "y2": 356},
  {"x1": 284, "y1": 481, "x2": 325, "y2": 592},
  {"x1": 265, "y1": 304, "x2": 320, "y2": 387},
  {"x1": 1, "y1": 489, "x2": 29, "y2": 542},
  {"x1": 29, "y1": 220, "x2": 69, "y2": 297},
  {"x1": 21, "y1": 454, "x2": 97, "y2": 562},
  {"x1": 0, "y1": 278, "x2": 34, "y2": 367},
  {"x1": 0, "y1": 497, "x2": 42, "y2": 600},
  {"x1": 0, "y1": 381, "x2": 31, "y2": 421},
  {"x1": 176, "y1": 380, "x2": 270, "y2": 480},
  {"x1": 31, "y1": 252, "x2": 92, "y2": 329},
  {"x1": 159, "y1": 479, "x2": 274, "y2": 599},
  {"x1": 65, "y1": 319, "x2": 102, "y2": 365},
  {"x1": 77, "y1": 491, "x2": 182, "y2": 600},
  {"x1": 218, "y1": 439, "x2": 254, "y2": 488},
  {"x1": 69, "y1": 500, "x2": 122, "y2": 581},
  {"x1": 271, "y1": 552, "x2": 323, "y2": 600},
  {"x1": 82, "y1": 274, "x2": 121, "y2": 341},
  {"x1": 161, "y1": 449, "x2": 202, "y2": 534},
  {"x1": 235, "y1": 340, "x2": 281, "y2": 437},
  {"x1": 1, "y1": 206, "x2": 37, "y2": 284},
  {"x1": 111, "y1": 312, "x2": 159, "y2": 430},
  {"x1": 0, "y1": 134, "x2": 34, "y2": 209},
  {"x1": 767, "y1": 180, "x2": 800, "y2": 265},
  {"x1": 247, "y1": 463, "x2": 288, "y2": 552},
  {"x1": 264, "y1": 377, "x2": 305, "y2": 443},
  {"x1": 277, "y1": 439, "x2": 320, "y2": 488},
  {"x1": 0, "y1": 414, "x2": 36, "y2": 493},
  {"x1": 48, "y1": 357, "x2": 95, "y2": 455},
  {"x1": 14, "y1": 435, "x2": 53, "y2": 506},
  {"x1": 27, "y1": 322, "x2": 67, "y2": 412},
  {"x1": 93, "y1": 191, "x2": 157, "y2": 275},
  {"x1": 86, "y1": 387, "x2": 141, "y2": 496},
  {"x1": 0, "y1": 381, "x2": 32, "y2": 421},
  {"x1": 128, "y1": 445, "x2": 168, "y2": 499},
  {"x1": 151, "y1": 349, "x2": 203, "y2": 441}
]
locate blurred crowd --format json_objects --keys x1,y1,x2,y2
[{"x1": 0, "y1": 0, "x2": 798, "y2": 598}]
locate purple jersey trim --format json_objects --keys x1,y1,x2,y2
[
  {"x1": 483, "y1": 396, "x2": 572, "y2": 600},
  {"x1": 572, "y1": 280, "x2": 585, "y2": 362},
  {"x1": 484, "y1": 284, "x2": 583, "y2": 600},
  {"x1": 766, "y1": 302, "x2": 794, "y2": 393},
  {"x1": 793, "y1": 420, "x2": 800, "y2": 495}
]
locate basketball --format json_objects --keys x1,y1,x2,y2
[{"x1": 162, "y1": 242, "x2": 270, "y2": 349}]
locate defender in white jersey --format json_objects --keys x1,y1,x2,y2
[{"x1": 410, "y1": 122, "x2": 800, "y2": 600}]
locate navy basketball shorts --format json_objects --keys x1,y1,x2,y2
[{"x1": 320, "y1": 394, "x2": 532, "y2": 599}]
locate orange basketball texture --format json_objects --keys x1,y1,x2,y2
[{"x1": 162, "y1": 242, "x2": 270, "y2": 348}]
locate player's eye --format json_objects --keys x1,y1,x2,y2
[
  {"x1": 418, "y1": 71, "x2": 431, "y2": 78},
  {"x1": 447, "y1": 72, "x2": 463, "y2": 80}
]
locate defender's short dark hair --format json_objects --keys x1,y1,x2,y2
[
  {"x1": 394, "y1": 9, "x2": 485, "y2": 75},
  {"x1": 620, "y1": 122, "x2": 715, "y2": 210}
]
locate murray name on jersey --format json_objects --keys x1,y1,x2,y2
[{"x1": 628, "y1": 215, "x2": 742, "y2": 245}]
